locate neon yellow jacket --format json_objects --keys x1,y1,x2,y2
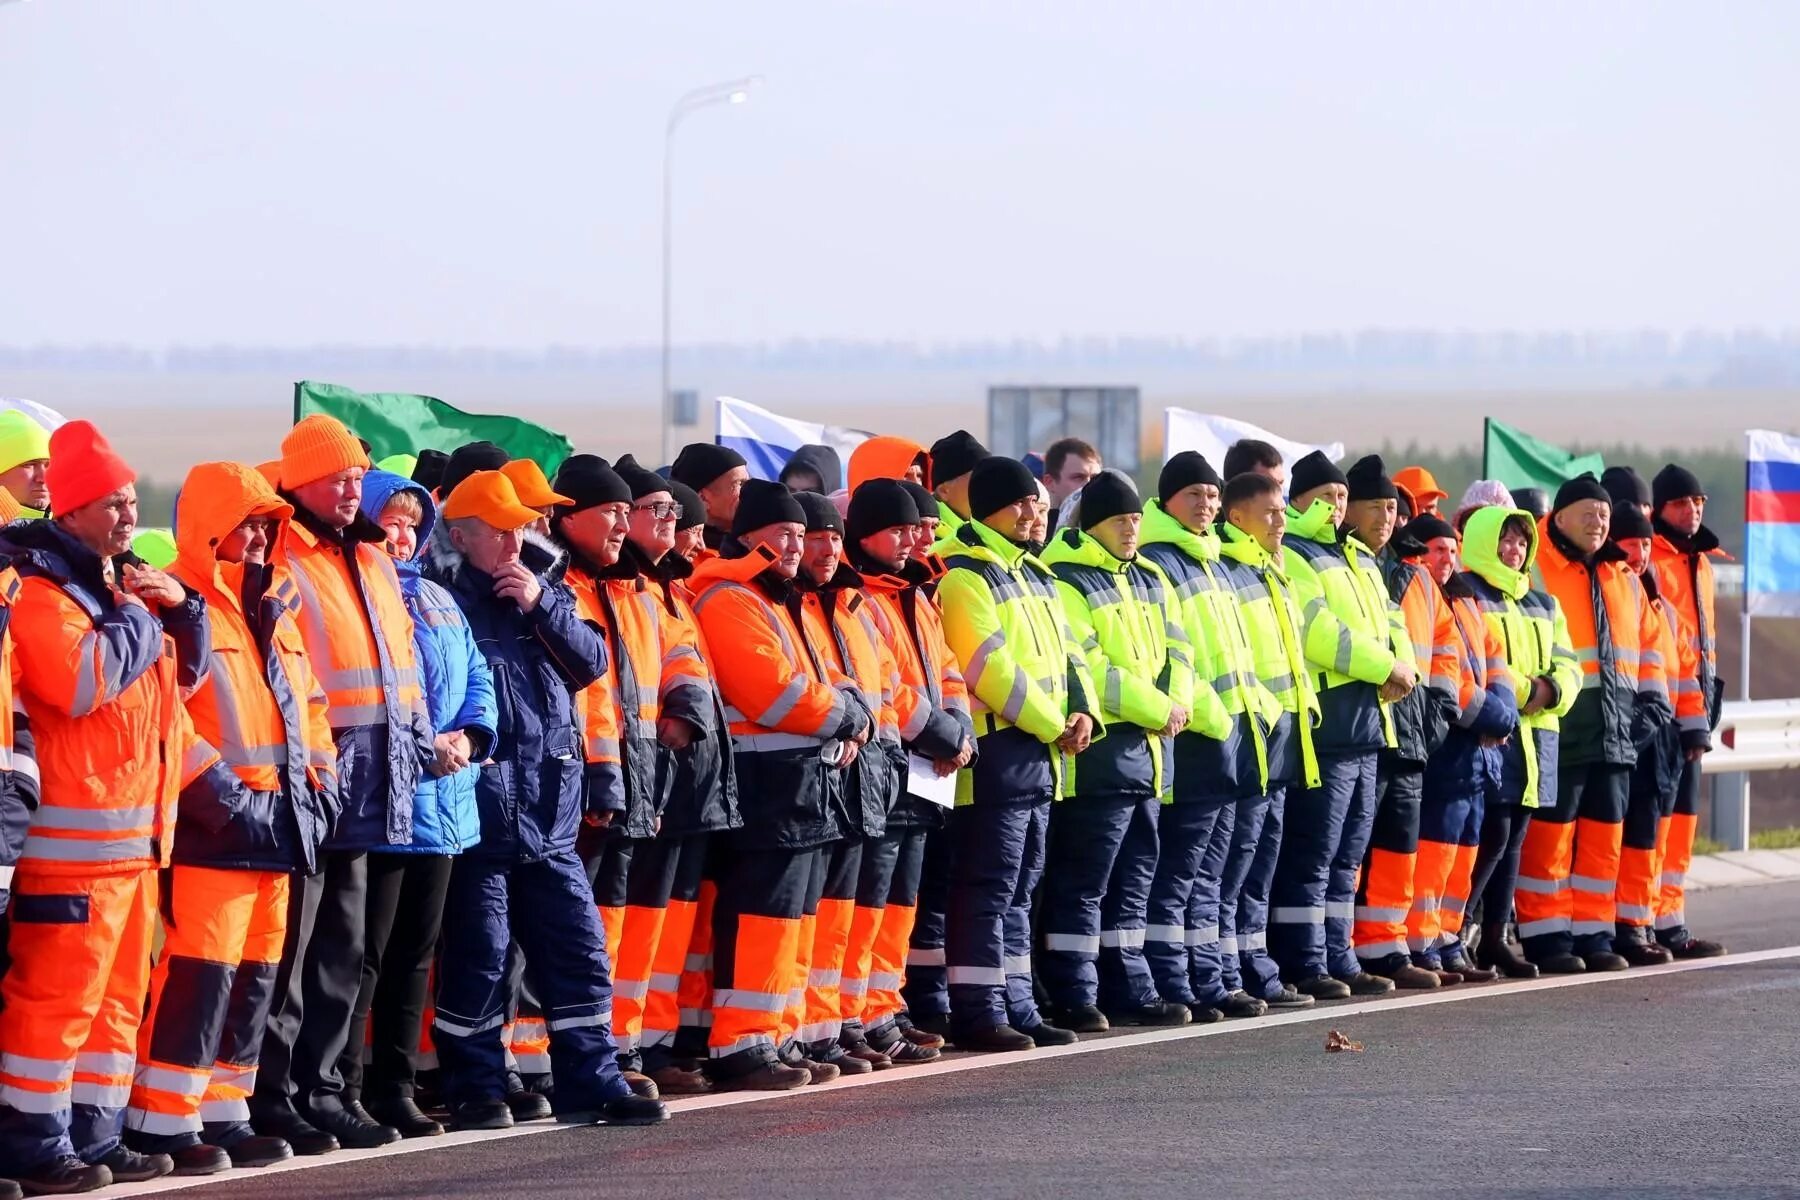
[{"x1": 1216, "y1": 522, "x2": 1321, "y2": 790}]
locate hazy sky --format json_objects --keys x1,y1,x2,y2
[{"x1": 2, "y1": 1, "x2": 1796, "y2": 347}]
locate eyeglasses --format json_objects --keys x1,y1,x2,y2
[{"x1": 634, "y1": 501, "x2": 684, "y2": 521}]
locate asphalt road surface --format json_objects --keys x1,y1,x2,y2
[{"x1": 113, "y1": 879, "x2": 1800, "y2": 1200}]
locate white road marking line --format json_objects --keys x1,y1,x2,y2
[{"x1": 113, "y1": 944, "x2": 1800, "y2": 1196}]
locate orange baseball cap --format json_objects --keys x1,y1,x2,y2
[
  {"x1": 500, "y1": 459, "x2": 574, "y2": 509},
  {"x1": 1393, "y1": 466, "x2": 1448, "y2": 507},
  {"x1": 441, "y1": 470, "x2": 544, "y2": 531}
]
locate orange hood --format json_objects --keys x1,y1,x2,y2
[
  {"x1": 174, "y1": 461, "x2": 294, "y2": 598},
  {"x1": 849, "y1": 436, "x2": 927, "y2": 492}
]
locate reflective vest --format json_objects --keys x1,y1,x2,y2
[
  {"x1": 1282, "y1": 500, "x2": 1401, "y2": 754},
  {"x1": 806, "y1": 568, "x2": 903, "y2": 837},
  {"x1": 567, "y1": 556, "x2": 669, "y2": 838},
  {"x1": 1042, "y1": 525, "x2": 1204, "y2": 799},
  {"x1": 1533, "y1": 515, "x2": 1671, "y2": 768},
  {"x1": 691, "y1": 544, "x2": 863, "y2": 849},
  {"x1": 1215, "y1": 522, "x2": 1321, "y2": 790},
  {"x1": 1460, "y1": 507, "x2": 1582, "y2": 806},
  {"x1": 1138, "y1": 501, "x2": 1276, "y2": 800},
  {"x1": 936, "y1": 518, "x2": 1099, "y2": 804},
  {"x1": 857, "y1": 554, "x2": 974, "y2": 790},
  {"x1": 0, "y1": 563, "x2": 40, "y2": 892},
  {"x1": 1423, "y1": 575, "x2": 1521, "y2": 799},
  {"x1": 1645, "y1": 577, "x2": 1707, "y2": 738},
  {"x1": 277, "y1": 513, "x2": 425, "y2": 732},
  {"x1": 7, "y1": 525, "x2": 226, "y2": 874},
  {"x1": 1651, "y1": 521, "x2": 1720, "y2": 725},
  {"x1": 1382, "y1": 552, "x2": 1460, "y2": 767},
  {"x1": 930, "y1": 500, "x2": 968, "y2": 559}
]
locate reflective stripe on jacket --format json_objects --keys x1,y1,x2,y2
[
  {"x1": 1282, "y1": 499, "x2": 1401, "y2": 755},
  {"x1": 1532, "y1": 515, "x2": 1671, "y2": 768},
  {"x1": 1042, "y1": 525, "x2": 1203, "y2": 801},
  {"x1": 936, "y1": 518, "x2": 1100, "y2": 805},
  {"x1": 806, "y1": 566, "x2": 903, "y2": 838},
  {"x1": 4, "y1": 519, "x2": 240, "y2": 874},
  {"x1": 1138, "y1": 501, "x2": 1276, "y2": 802},
  {"x1": 1215, "y1": 522, "x2": 1321, "y2": 790},
  {"x1": 1381, "y1": 553, "x2": 1459, "y2": 768},
  {"x1": 567, "y1": 556, "x2": 670, "y2": 840},
  {"x1": 1651, "y1": 520, "x2": 1720, "y2": 727},
  {"x1": 0, "y1": 563, "x2": 41, "y2": 899}
]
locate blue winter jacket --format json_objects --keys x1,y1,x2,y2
[
  {"x1": 360, "y1": 470, "x2": 497, "y2": 856},
  {"x1": 425, "y1": 526, "x2": 607, "y2": 864}
]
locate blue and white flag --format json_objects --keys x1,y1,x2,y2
[
  {"x1": 1163, "y1": 408, "x2": 1344, "y2": 481},
  {"x1": 716, "y1": 396, "x2": 870, "y2": 483}
]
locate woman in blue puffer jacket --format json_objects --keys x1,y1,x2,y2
[{"x1": 342, "y1": 468, "x2": 498, "y2": 1135}]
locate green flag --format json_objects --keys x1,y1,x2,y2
[
  {"x1": 294, "y1": 381, "x2": 573, "y2": 474},
  {"x1": 1482, "y1": 417, "x2": 1604, "y2": 494}
]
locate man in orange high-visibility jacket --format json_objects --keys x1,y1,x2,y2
[
  {"x1": 692, "y1": 481, "x2": 872, "y2": 1091},
  {"x1": 253, "y1": 415, "x2": 434, "y2": 1154},
  {"x1": 125, "y1": 463, "x2": 338, "y2": 1173},
  {"x1": 1610, "y1": 504, "x2": 1705, "y2": 967},
  {"x1": 844, "y1": 481, "x2": 968, "y2": 1065},
  {"x1": 1647, "y1": 463, "x2": 1726, "y2": 958},
  {"x1": 0, "y1": 422, "x2": 245, "y2": 1193},
  {"x1": 609, "y1": 457, "x2": 740, "y2": 1078},
  {"x1": 790, "y1": 492, "x2": 906, "y2": 1076},
  {"x1": 1516, "y1": 475, "x2": 1672, "y2": 974},
  {"x1": 557, "y1": 455, "x2": 708, "y2": 1099}
]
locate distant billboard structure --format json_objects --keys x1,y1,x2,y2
[{"x1": 986, "y1": 385, "x2": 1140, "y2": 473}]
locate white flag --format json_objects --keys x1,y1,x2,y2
[
  {"x1": 1162, "y1": 408, "x2": 1344, "y2": 480},
  {"x1": 0, "y1": 397, "x2": 68, "y2": 431}
]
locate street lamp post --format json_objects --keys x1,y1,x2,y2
[{"x1": 661, "y1": 75, "x2": 759, "y2": 465}]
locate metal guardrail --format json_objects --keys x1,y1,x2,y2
[{"x1": 1703, "y1": 698, "x2": 1800, "y2": 851}]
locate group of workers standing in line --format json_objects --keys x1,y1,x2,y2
[{"x1": 0, "y1": 409, "x2": 1725, "y2": 1196}]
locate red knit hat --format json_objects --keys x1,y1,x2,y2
[{"x1": 46, "y1": 420, "x2": 136, "y2": 516}]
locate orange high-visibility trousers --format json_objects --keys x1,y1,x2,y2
[
  {"x1": 1655, "y1": 759, "x2": 1703, "y2": 942},
  {"x1": 127, "y1": 867, "x2": 289, "y2": 1138},
  {"x1": 1353, "y1": 769, "x2": 1423, "y2": 966},
  {"x1": 1409, "y1": 782, "x2": 1484, "y2": 961},
  {"x1": 862, "y1": 828, "x2": 929, "y2": 1029},
  {"x1": 612, "y1": 838, "x2": 685, "y2": 1061},
  {"x1": 802, "y1": 841, "x2": 860, "y2": 1048},
  {"x1": 641, "y1": 835, "x2": 708, "y2": 1062},
  {"x1": 1516, "y1": 763, "x2": 1629, "y2": 959},
  {"x1": 1617, "y1": 761, "x2": 1674, "y2": 934},
  {"x1": 0, "y1": 867, "x2": 157, "y2": 1166},
  {"x1": 710, "y1": 846, "x2": 823, "y2": 1067}
]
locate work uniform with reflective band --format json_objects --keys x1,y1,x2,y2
[
  {"x1": 1446, "y1": 509, "x2": 1580, "y2": 965},
  {"x1": 0, "y1": 560, "x2": 42, "y2": 1022},
  {"x1": 852, "y1": 552, "x2": 971, "y2": 1042},
  {"x1": 425, "y1": 531, "x2": 636, "y2": 1116},
  {"x1": 929, "y1": 500, "x2": 968, "y2": 560},
  {"x1": 1409, "y1": 577, "x2": 1518, "y2": 966},
  {"x1": 799, "y1": 566, "x2": 902, "y2": 1056},
  {"x1": 1516, "y1": 517, "x2": 1672, "y2": 962},
  {"x1": 618, "y1": 541, "x2": 739, "y2": 1070},
  {"x1": 126, "y1": 465, "x2": 339, "y2": 1150},
  {"x1": 1649, "y1": 520, "x2": 1721, "y2": 947},
  {"x1": 936, "y1": 518, "x2": 1098, "y2": 1037},
  {"x1": 690, "y1": 543, "x2": 868, "y2": 1076},
  {"x1": 1272, "y1": 501, "x2": 1403, "y2": 983},
  {"x1": 567, "y1": 551, "x2": 677, "y2": 1072},
  {"x1": 256, "y1": 504, "x2": 433, "y2": 1128},
  {"x1": 1212, "y1": 522, "x2": 1319, "y2": 1001},
  {"x1": 1138, "y1": 502, "x2": 1278, "y2": 1010},
  {"x1": 1039, "y1": 527, "x2": 1202, "y2": 1016},
  {"x1": 1616, "y1": 571, "x2": 1704, "y2": 944},
  {"x1": 0, "y1": 520, "x2": 238, "y2": 1174},
  {"x1": 1352, "y1": 551, "x2": 1460, "y2": 970}
]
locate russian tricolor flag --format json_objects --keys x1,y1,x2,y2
[
  {"x1": 715, "y1": 396, "x2": 871, "y2": 483},
  {"x1": 1745, "y1": 429, "x2": 1800, "y2": 616}
]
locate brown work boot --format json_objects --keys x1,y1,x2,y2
[
  {"x1": 621, "y1": 1071, "x2": 661, "y2": 1100},
  {"x1": 713, "y1": 1060, "x2": 810, "y2": 1092},
  {"x1": 1387, "y1": 962, "x2": 1443, "y2": 989},
  {"x1": 648, "y1": 1063, "x2": 713, "y2": 1096}
]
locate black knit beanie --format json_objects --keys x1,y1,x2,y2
[
  {"x1": 410, "y1": 448, "x2": 449, "y2": 492},
  {"x1": 441, "y1": 440, "x2": 510, "y2": 499},
  {"x1": 900, "y1": 481, "x2": 937, "y2": 522},
  {"x1": 1610, "y1": 504, "x2": 1654, "y2": 540},
  {"x1": 1601, "y1": 466, "x2": 1652, "y2": 510},
  {"x1": 1511, "y1": 487, "x2": 1550, "y2": 520},
  {"x1": 670, "y1": 442, "x2": 747, "y2": 492},
  {"x1": 611, "y1": 455, "x2": 672, "y2": 501},
  {"x1": 1158, "y1": 451, "x2": 1223, "y2": 505},
  {"x1": 794, "y1": 490, "x2": 844, "y2": 536},
  {"x1": 846, "y1": 479, "x2": 920, "y2": 545},
  {"x1": 1553, "y1": 472, "x2": 1612, "y2": 514},
  {"x1": 551, "y1": 454, "x2": 631, "y2": 513},
  {"x1": 1345, "y1": 454, "x2": 1398, "y2": 502},
  {"x1": 1289, "y1": 450, "x2": 1348, "y2": 498},
  {"x1": 731, "y1": 478, "x2": 806, "y2": 537},
  {"x1": 929, "y1": 430, "x2": 990, "y2": 486},
  {"x1": 1408, "y1": 513, "x2": 1457, "y2": 544},
  {"x1": 1078, "y1": 470, "x2": 1142, "y2": 531},
  {"x1": 968, "y1": 456, "x2": 1039, "y2": 520},
  {"x1": 1652, "y1": 463, "x2": 1706, "y2": 509},
  {"x1": 667, "y1": 479, "x2": 706, "y2": 531}
]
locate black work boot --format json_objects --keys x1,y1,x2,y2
[
  {"x1": 12, "y1": 1156, "x2": 110, "y2": 1196},
  {"x1": 1045, "y1": 1003, "x2": 1109, "y2": 1033},
  {"x1": 1475, "y1": 924, "x2": 1540, "y2": 978}
]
